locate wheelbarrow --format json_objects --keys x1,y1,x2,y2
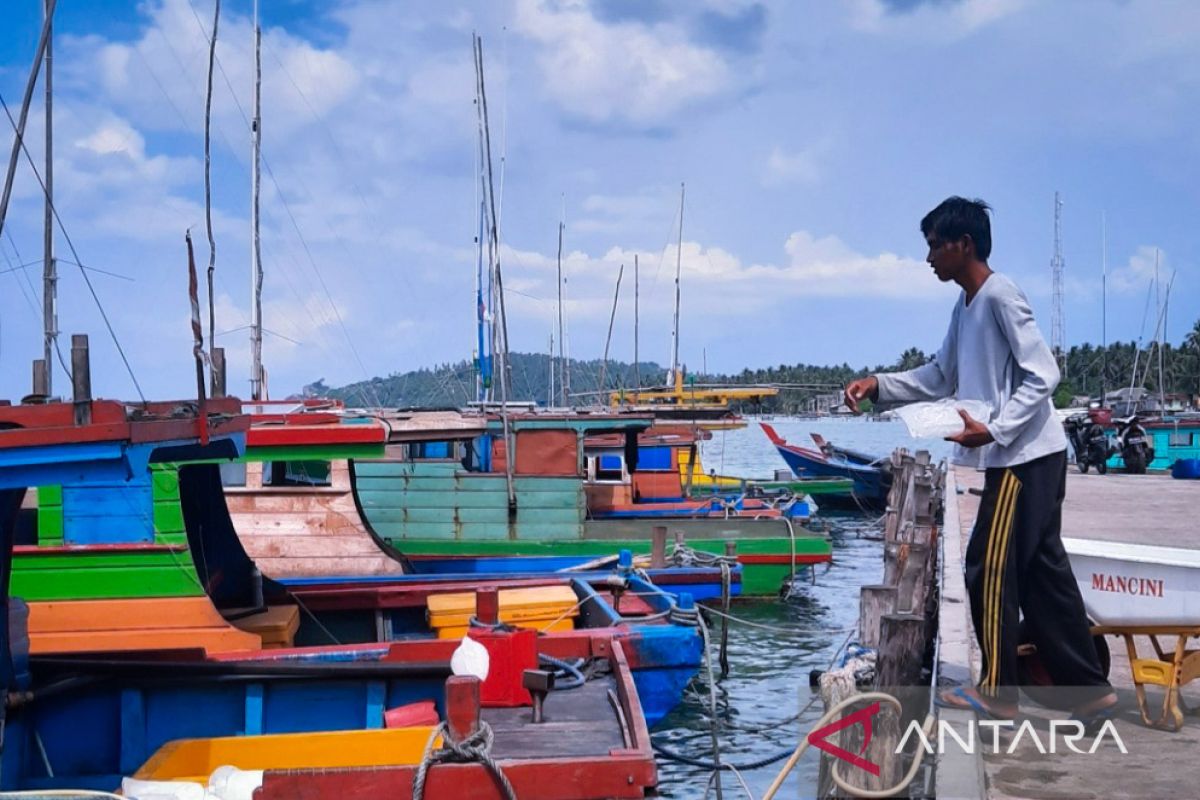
[{"x1": 1020, "y1": 538, "x2": 1200, "y2": 731}]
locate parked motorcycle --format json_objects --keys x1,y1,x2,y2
[
  {"x1": 1115, "y1": 415, "x2": 1155, "y2": 474},
  {"x1": 1064, "y1": 412, "x2": 1112, "y2": 474}
]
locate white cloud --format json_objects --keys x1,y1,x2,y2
[
  {"x1": 513, "y1": 0, "x2": 734, "y2": 126},
  {"x1": 762, "y1": 143, "x2": 825, "y2": 186},
  {"x1": 1110, "y1": 246, "x2": 1168, "y2": 294}
]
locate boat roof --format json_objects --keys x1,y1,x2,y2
[
  {"x1": 486, "y1": 410, "x2": 655, "y2": 435},
  {"x1": 0, "y1": 397, "x2": 247, "y2": 489}
]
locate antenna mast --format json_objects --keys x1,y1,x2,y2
[
  {"x1": 670, "y1": 182, "x2": 684, "y2": 385},
  {"x1": 249, "y1": 0, "x2": 264, "y2": 401},
  {"x1": 1050, "y1": 191, "x2": 1066, "y2": 376}
]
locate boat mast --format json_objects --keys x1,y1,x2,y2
[
  {"x1": 670, "y1": 182, "x2": 684, "y2": 389},
  {"x1": 633, "y1": 253, "x2": 640, "y2": 397},
  {"x1": 1101, "y1": 212, "x2": 1107, "y2": 404},
  {"x1": 249, "y1": 0, "x2": 265, "y2": 401},
  {"x1": 43, "y1": 0, "x2": 57, "y2": 398},
  {"x1": 557, "y1": 215, "x2": 566, "y2": 407},
  {"x1": 1156, "y1": 248, "x2": 1164, "y2": 413}
]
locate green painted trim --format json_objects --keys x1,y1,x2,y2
[
  {"x1": 11, "y1": 548, "x2": 205, "y2": 600},
  {"x1": 391, "y1": 536, "x2": 832, "y2": 596},
  {"x1": 245, "y1": 444, "x2": 384, "y2": 461}
]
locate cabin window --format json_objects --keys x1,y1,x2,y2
[
  {"x1": 588, "y1": 453, "x2": 626, "y2": 482},
  {"x1": 219, "y1": 462, "x2": 247, "y2": 487},
  {"x1": 263, "y1": 460, "x2": 332, "y2": 487},
  {"x1": 1168, "y1": 431, "x2": 1194, "y2": 448},
  {"x1": 408, "y1": 440, "x2": 461, "y2": 460}
]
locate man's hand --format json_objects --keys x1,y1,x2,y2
[
  {"x1": 946, "y1": 409, "x2": 994, "y2": 448},
  {"x1": 844, "y1": 376, "x2": 879, "y2": 413}
]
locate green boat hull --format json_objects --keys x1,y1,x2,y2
[{"x1": 395, "y1": 532, "x2": 832, "y2": 596}]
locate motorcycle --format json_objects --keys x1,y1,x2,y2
[
  {"x1": 1114, "y1": 415, "x2": 1155, "y2": 474},
  {"x1": 1064, "y1": 412, "x2": 1112, "y2": 474}
]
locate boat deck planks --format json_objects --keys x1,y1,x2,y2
[{"x1": 483, "y1": 676, "x2": 626, "y2": 758}]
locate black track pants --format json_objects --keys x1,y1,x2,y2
[{"x1": 964, "y1": 449, "x2": 1111, "y2": 707}]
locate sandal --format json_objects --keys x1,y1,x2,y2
[{"x1": 935, "y1": 686, "x2": 1016, "y2": 721}]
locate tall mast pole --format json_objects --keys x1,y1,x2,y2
[
  {"x1": 670, "y1": 182, "x2": 684, "y2": 387},
  {"x1": 43, "y1": 0, "x2": 57, "y2": 398},
  {"x1": 249, "y1": 0, "x2": 264, "y2": 401},
  {"x1": 1156, "y1": 248, "x2": 1164, "y2": 412},
  {"x1": 556, "y1": 218, "x2": 565, "y2": 407},
  {"x1": 633, "y1": 253, "x2": 640, "y2": 397},
  {"x1": 1101, "y1": 212, "x2": 1107, "y2": 404}
]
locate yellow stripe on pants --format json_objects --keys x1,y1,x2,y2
[
  {"x1": 980, "y1": 472, "x2": 1012, "y2": 694},
  {"x1": 986, "y1": 471, "x2": 1021, "y2": 693},
  {"x1": 988, "y1": 474, "x2": 1021, "y2": 691}
]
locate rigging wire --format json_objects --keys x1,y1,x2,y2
[{"x1": 0, "y1": 93, "x2": 144, "y2": 401}]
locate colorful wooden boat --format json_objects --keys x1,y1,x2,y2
[
  {"x1": 0, "y1": 397, "x2": 659, "y2": 797},
  {"x1": 677, "y1": 446, "x2": 854, "y2": 498},
  {"x1": 760, "y1": 423, "x2": 891, "y2": 507},
  {"x1": 25, "y1": 456, "x2": 706, "y2": 727},
  {"x1": 582, "y1": 426, "x2": 814, "y2": 521},
  {"x1": 224, "y1": 404, "x2": 737, "y2": 601},
  {"x1": 355, "y1": 411, "x2": 832, "y2": 595}
]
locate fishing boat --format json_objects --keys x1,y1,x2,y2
[
  {"x1": 20, "y1": 406, "x2": 707, "y2": 726},
  {"x1": 354, "y1": 409, "x2": 832, "y2": 595},
  {"x1": 224, "y1": 402, "x2": 737, "y2": 600},
  {"x1": 0, "y1": 395, "x2": 661, "y2": 797},
  {"x1": 760, "y1": 423, "x2": 892, "y2": 507},
  {"x1": 583, "y1": 426, "x2": 814, "y2": 521},
  {"x1": 677, "y1": 445, "x2": 854, "y2": 499}
]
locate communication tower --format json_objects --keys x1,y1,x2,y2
[{"x1": 1051, "y1": 192, "x2": 1066, "y2": 376}]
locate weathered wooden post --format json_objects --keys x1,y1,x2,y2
[
  {"x1": 31, "y1": 359, "x2": 48, "y2": 398},
  {"x1": 651, "y1": 526, "x2": 667, "y2": 569},
  {"x1": 211, "y1": 347, "x2": 227, "y2": 398},
  {"x1": 71, "y1": 334, "x2": 91, "y2": 425},
  {"x1": 475, "y1": 586, "x2": 500, "y2": 627},
  {"x1": 859, "y1": 585, "x2": 898, "y2": 649}
]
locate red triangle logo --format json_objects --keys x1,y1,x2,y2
[{"x1": 806, "y1": 701, "x2": 881, "y2": 776}]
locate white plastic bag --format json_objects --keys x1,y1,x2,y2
[
  {"x1": 121, "y1": 777, "x2": 208, "y2": 800},
  {"x1": 893, "y1": 399, "x2": 992, "y2": 439},
  {"x1": 208, "y1": 765, "x2": 265, "y2": 800}
]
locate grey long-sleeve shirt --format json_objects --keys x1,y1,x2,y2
[{"x1": 875, "y1": 272, "x2": 1066, "y2": 468}]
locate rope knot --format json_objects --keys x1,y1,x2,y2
[{"x1": 412, "y1": 720, "x2": 517, "y2": 800}]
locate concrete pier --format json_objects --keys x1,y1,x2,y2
[{"x1": 936, "y1": 467, "x2": 1200, "y2": 799}]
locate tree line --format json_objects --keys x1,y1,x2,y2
[{"x1": 307, "y1": 318, "x2": 1200, "y2": 411}]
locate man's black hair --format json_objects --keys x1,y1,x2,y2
[{"x1": 921, "y1": 196, "x2": 992, "y2": 261}]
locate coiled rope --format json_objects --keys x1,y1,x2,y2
[{"x1": 412, "y1": 720, "x2": 516, "y2": 800}]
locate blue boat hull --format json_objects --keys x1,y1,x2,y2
[{"x1": 773, "y1": 446, "x2": 888, "y2": 505}]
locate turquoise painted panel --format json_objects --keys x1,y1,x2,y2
[
  {"x1": 511, "y1": 522, "x2": 587, "y2": 540},
  {"x1": 355, "y1": 458, "x2": 586, "y2": 542}
]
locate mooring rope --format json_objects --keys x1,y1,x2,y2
[{"x1": 412, "y1": 720, "x2": 516, "y2": 800}]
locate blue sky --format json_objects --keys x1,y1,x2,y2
[{"x1": 2, "y1": 0, "x2": 1197, "y2": 400}]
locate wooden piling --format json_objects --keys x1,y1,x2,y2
[
  {"x1": 650, "y1": 526, "x2": 667, "y2": 569},
  {"x1": 824, "y1": 448, "x2": 945, "y2": 798},
  {"x1": 71, "y1": 334, "x2": 91, "y2": 425},
  {"x1": 858, "y1": 585, "x2": 897, "y2": 650},
  {"x1": 31, "y1": 359, "x2": 48, "y2": 398}
]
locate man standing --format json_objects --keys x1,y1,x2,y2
[{"x1": 844, "y1": 197, "x2": 1116, "y2": 721}]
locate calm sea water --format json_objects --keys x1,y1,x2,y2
[{"x1": 652, "y1": 417, "x2": 950, "y2": 799}]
